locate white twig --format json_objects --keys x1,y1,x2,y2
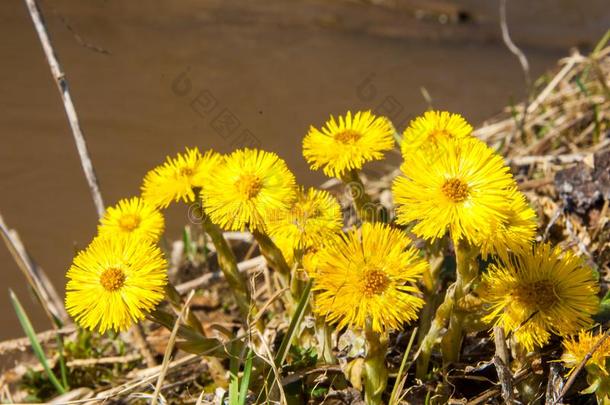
[{"x1": 23, "y1": 0, "x2": 105, "y2": 218}]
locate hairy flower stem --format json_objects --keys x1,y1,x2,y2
[
  {"x1": 251, "y1": 228, "x2": 291, "y2": 277},
  {"x1": 164, "y1": 282, "x2": 205, "y2": 335},
  {"x1": 342, "y1": 170, "x2": 377, "y2": 223},
  {"x1": 416, "y1": 285, "x2": 455, "y2": 379},
  {"x1": 364, "y1": 325, "x2": 389, "y2": 405},
  {"x1": 416, "y1": 241, "x2": 479, "y2": 377},
  {"x1": 316, "y1": 317, "x2": 336, "y2": 364},
  {"x1": 441, "y1": 240, "x2": 479, "y2": 364},
  {"x1": 201, "y1": 215, "x2": 252, "y2": 320}
]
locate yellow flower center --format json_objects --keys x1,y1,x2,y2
[
  {"x1": 441, "y1": 178, "x2": 469, "y2": 203},
  {"x1": 429, "y1": 129, "x2": 451, "y2": 141},
  {"x1": 180, "y1": 167, "x2": 194, "y2": 177},
  {"x1": 514, "y1": 280, "x2": 558, "y2": 310},
  {"x1": 100, "y1": 268, "x2": 126, "y2": 292},
  {"x1": 362, "y1": 269, "x2": 390, "y2": 297},
  {"x1": 118, "y1": 214, "x2": 141, "y2": 231},
  {"x1": 236, "y1": 174, "x2": 263, "y2": 199},
  {"x1": 334, "y1": 129, "x2": 362, "y2": 144}
]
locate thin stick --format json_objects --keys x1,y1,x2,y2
[
  {"x1": 555, "y1": 329, "x2": 610, "y2": 404},
  {"x1": 150, "y1": 290, "x2": 195, "y2": 405},
  {"x1": 492, "y1": 327, "x2": 515, "y2": 404},
  {"x1": 499, "y1": 0, "x2": 531, "y2": 144},
  {"x1": 0, "y1": 211, "x2": 67, "y2": 325},
  {"x1": 23, "y1": 0, "x2": 105, "y2": 217}
]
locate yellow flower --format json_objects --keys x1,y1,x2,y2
[
  {"x1": 65, "y1": 234, "x2": 168, "y2": 333},
  {"x1": 303, "y1": 110, "x2": 395, "y2": 178},
  {"x1": 392, "y1": 137, "x2": 515, "y2": 244},
  {"x1": 142, "y1": 147, "x2": 221, "y2": 208},
  {"x1": 266, "y1": 187, "x2": 343, "y2": 251},
  {"x1": 481, "y1": 243, "x2": 599, "y2": 352},
  {"x1": 98, "y1": 197, "x2": 165, "y2": 241},
  {"x1": 202, "y1": 148, "x2": 296, "y2": 231},
  {"x1": 562, "y1": 329, "x2": 610, "y2": 375},
  {"x1": 401, "y1": 111, "x2": 473, "y2": 157},
  {"x1": 477, "y1": 187, "x2": 537, "y2": 259},
  {"x1": 313, "y1": 223, "x2": 426, "y2": 333}
]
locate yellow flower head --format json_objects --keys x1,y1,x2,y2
[
  {"x1": 392, "y1": 137, "x2": 515, "y2": 244},
  {"x1": 401, "y1": 111, "x2": 473, "y2": 157},
  {"x1": 477, "y1": 188, "x2": 538, "y2": 259},
  {"x1": 202, "y1": 148, "x2": 296, "y2": 231},
  {"x1": 481, "y1": 243, "x2": 599, "y2": 352},
  {"x1": 303, "y1": 110, "x2": 395, "y2": 178},
  {"x1": 562, "y1": 329, "x2": 610, "y2": 375},
  {"x1": 313, "y1": 223, "x2": 426, "y2": 333},
  {"x1": 267, "y1": 187, "x2": 343, "y2": 251},
  {"x1": 98, "y1": 197, "x2": 165, "y2": 241},
  {"x1": 66, "y1": 234, "x2": 168, "y2": 333},
  {"x1": 142, "y1": 147, "x2": 221, "y2": 208}
]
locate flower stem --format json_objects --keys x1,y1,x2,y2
[
  {"x1": 342, "y1": 170, "x2": 377, "y2": 223},
  {"x1": 416, "y1": 241, "x2": 478, "y2": 377},
  {"x1": 251, "y1": 228, "x2": 291, "y2": 276},
  {"x1": 363, "y1": 325, "x2": 389, "y2": 405},
  {"x1": 416, "y1": 285, "x2": 455, "y2": 379},
  {"x1": 315, "y1": 316, "x2": 336, "y2": 364},
  {"x1": 440, "y1": 240, "x2": 479, "y2": 364},
  {"x1": 201, "y1": 215, "x2": 252, "y2": 320},
  {"x1": 164, "y1": 282, "x2": 205, "y2": 335}
]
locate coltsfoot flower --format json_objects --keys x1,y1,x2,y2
[
  {"x1": 562, "y1": 329, "x2": 610, "y2": 375},
  {"x1": 392, "y1": 137, "x2": 516, "y2": 244},
  {"x1": 65, "y1": 234, "x2": 168, "y2": 333},
  {"x1": 477, "y1": 187, "x2": 537, "y2": 258},
  {"x1": 267, "y1": 187, "x2": 342, "y2": 251},
  {"x1": 303, "y1": 110, "x2": 394, "y2": 178},
  {"x1": 142, "y1": 147, "x2": 221, "y2": 208},
  {"x1": 401, "y1": 110, "x2": 473, "y2": 157},
  {"x1": 313, "y1": 223, "x2": 427, "y2": 333},
  {"x1": 202, "y1": 148, "x2": 296, "y2": 231},
  {"x1": 481, "y1": 243, "x2": 599, "y2": 351},
  {"x1": 98, "y1": 197, "x2": 165, "y2": 241}
]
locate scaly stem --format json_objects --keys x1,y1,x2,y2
[
  {"x1": 363, "y1": 324, "x2": 389, "y2": 405},
  {"x1": 201, "y1": 215, "x2": 252, "y2": 320},
  {"x1": 416, "y1": 241, "x2": 478, "y2": 377},
  {"x1": 342, "y1": 170, "x2": 377, "y2": 223},
  {"x1": 440, "y1": 240, "x2": 479, "y2": 364},
  {"x1": 416, "y1": 285, "x2": 455, "y2": 379},
  {"x1": 165, "y1": 282, "x2": 205, "y2": 336},
  {"x1": 315, "y1": 316, "x2": 336, "y2": 365},
  {"x1": 251, "y1": 228, "x2": 291, "y2": 277}
]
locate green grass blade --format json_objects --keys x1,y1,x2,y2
[
  {"x1": 55, "y1": 333, "x2": 69, "y2": 390},
  {"x1": 10, "y1": 289, "x2": 66, "y2": 394},
  {"x1": 274, "y1": 279, "x2": 313, "y2": 367},
  {"x1": 228, "y1": 342, "x2": 240, "y2": 405},
  {"x1": 389, "y1": 327, "x2": 418, "y2": 404},
  {"x1": 239, "y1": 349, "x2": 254, "y2": 405},
  {"x1": 260, "y1": 279, "x2": 313, "y2": 403}
]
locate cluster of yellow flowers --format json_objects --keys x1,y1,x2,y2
[{"x1": 64, "y1": 109, "x2": 603, "y2": 402}]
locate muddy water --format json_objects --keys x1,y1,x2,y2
[{"x1": 0, "y1": 0, "x2": 608, "y2": 339}]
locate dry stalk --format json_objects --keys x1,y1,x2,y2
[
  {"x1": 23, "y1": 0, "x2": 105, "y2": 217},
  {"x1": 0, "y1": 211, "x2": 67, "y2": 325},
  {"x1": 151, "y1": 290, "x2": 196, "y2": 405}
]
